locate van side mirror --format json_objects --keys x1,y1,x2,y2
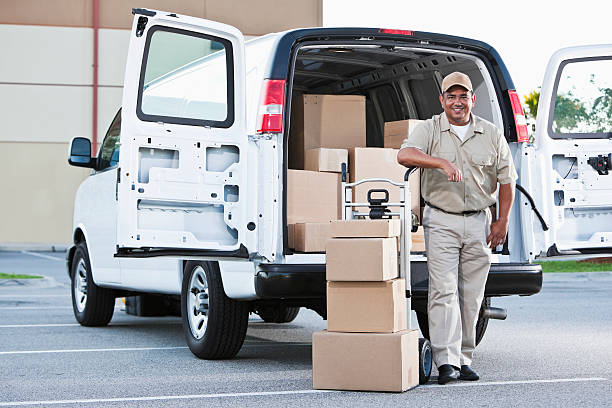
[{"x1": 68, "y1": 137, "x2": 95, "y2": 168}]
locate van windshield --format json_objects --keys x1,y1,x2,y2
[{"x1": 550, "y1": 57, "x2": 612, "y2": 139}]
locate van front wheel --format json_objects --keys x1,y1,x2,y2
[{"x1": 181, "y1": 261, "x2": 249, "y2": 359}]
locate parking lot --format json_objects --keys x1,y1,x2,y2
[{"x1": 1, "y1": 251, "x2": 611, "y2": 407}]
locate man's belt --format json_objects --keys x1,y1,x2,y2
[{"x1": 425, "y1": 202, "x2": 482, "y2": 216}]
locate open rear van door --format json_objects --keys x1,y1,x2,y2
[
  {"x1": 116, "y1": 9, "x2": 255, "y2": 258},
  {"x1": 528, "y1": 44, "x2": 612, "y2": 256}
]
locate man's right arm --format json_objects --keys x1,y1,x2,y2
[{"x1": 397, "y1": 147, "x2": 462, "y2": 182}]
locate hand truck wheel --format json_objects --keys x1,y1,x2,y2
[{"x1": 418, "y1": 337, "x2": 432, "y2": 384}]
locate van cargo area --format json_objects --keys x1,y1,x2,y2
[{"x1": 289, "y1": 45, "x2": 503, "y2": 147}]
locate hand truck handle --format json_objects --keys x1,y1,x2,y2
[{"x1": 404, "y1": 166, "x2": 418, "y2": 181}]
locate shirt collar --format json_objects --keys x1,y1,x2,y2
[{"x1": 440, "y1": 113, "x2": 484, "y2": 134}]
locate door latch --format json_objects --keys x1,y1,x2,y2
[{"x1": 587, "y1": 153, "x2": 612, "y2": 175}]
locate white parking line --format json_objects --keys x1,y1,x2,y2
[
  {"x1": 0, "y1": 346, "x2": 189, "y2": 355},
  {"x1": 20, "y1": 251, "x2": 63, "y2": 261},
  {"x1": 421, "y1": 377, "x2": 608, "y2": 388},
  {"x1": 0, "y1": 378, "x2": 607, "y2": 406},
  {"x1": 0, "y1": 295, "x2": 67, "y2": 298},
  {"x1": 0, "y1": 323, "x2": 80, "y2": 328},
  {"x1": 0, "y1": 342, "x2": 309, "y2": 355},
  {"x1": 0, "y1": 306, "x2": 72, "y2": 310}
]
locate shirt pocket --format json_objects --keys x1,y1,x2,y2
[
  {"x1": 434, "y1": 151, "x2": 456, "y2": 163},
  {"x1": 470, "y1": 154, "x2": 493, "y2": 167}
]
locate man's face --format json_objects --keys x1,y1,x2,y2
[{"x1": 439, "y1": 85, "x2": 475, "y2": 126}]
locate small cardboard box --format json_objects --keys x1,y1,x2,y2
[
  {"x1": 327, "y1": 279, "x2": 406, "y2": 332},
  {"x1": 287, "y1": 170, "x2": 341, "y2": 224},
  {"x1": 291, "y1": 222, "x2": 333, "y2": 252},
  {"x1": 312, "y1": 329, "x2": 419, "y2": 392},
  {"x1": 287, "y1": 224, "x2": 295, "y2": 249},
  {"x1": 330, "y1": 219, "x2": 401, "y2": 238},
  {"x1": 304, "y1": 148, "x2": 348, "y2": 173},
  {"x1": 326, "y1": 237, "x2": 398, "y2": 281},
  {"x1": 289, "y1": 94, "x2": 366, "y2": 169},
  {"x1": 349, "y1": 147, "x2": 420, "y2": 220},
  {"x1": 384, "y1": 119, "x2": 424, "y2": 149},
  {"x1": 411, "y1": 226, "x2": 425, "y2": 252}
]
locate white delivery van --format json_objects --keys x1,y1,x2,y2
[{"x1": 66, "y1": 9, "x2": 609, "y2": 359}]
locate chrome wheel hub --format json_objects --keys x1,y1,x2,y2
[
  {"x1": 187, "y1": 266, "x2": 209, "y2": 339},
  {"x1": 74, "y1": 258, "x2": 88, "y2": 313}
]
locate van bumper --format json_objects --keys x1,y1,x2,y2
[{"x1": 254, "y1": 262, "x2": 542, "y2": 300}]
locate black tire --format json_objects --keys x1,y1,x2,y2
[
  {"x1": 181, "y1": 261, "x2": 249, "y2": 359},
  {"x1": 256, "y1": 306, "x2": 300, "y2": 323},
  {"x1": 416, "y1": 297, "x2": 491, "y2": 347},
  {"x1": 70, "y1": 241, "x2": 115, "y2": 326},
  {"x1": 418, "y1": 337, "x2": 433, "y2": 385}
]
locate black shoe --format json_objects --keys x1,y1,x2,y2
[
  {"x1": 459, "y1": 365, "x2": 479, "y2": 381},
  {"x1": 437, "y1": 364, "x2": 459, "y2": 385}
]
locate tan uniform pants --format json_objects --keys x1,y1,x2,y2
[{"x1": 422, "y1": 205, "x2": 492, "y2": 368}]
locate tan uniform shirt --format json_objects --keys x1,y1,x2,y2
[{"x1": 401, "y1": 113, "x2": 517, "y2": 213}]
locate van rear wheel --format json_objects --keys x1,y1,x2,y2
[
  {"x1": 416, "y1": 297, "x2": 490, "y2": 346},
  {"x1": 181, "y1": 261, "x2": 249, "y2": 359}
]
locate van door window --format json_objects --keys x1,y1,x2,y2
[
  {"x1": 137, "y1": 26, "x2": 234, "y2": 128},
  {"x1": 550, "y1": 58, "x2": 612, "y2": 138},
  {"x1": 97, "y1": 110, "x2": 121, "y2": 171}
]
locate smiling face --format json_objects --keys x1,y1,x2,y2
[{"x1": 440, "y1": 85, "x2": 475, "y2": 126}]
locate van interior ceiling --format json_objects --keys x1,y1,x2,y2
[{"x1": 290, "y1": 45, "x2": 498, "y2": 148}]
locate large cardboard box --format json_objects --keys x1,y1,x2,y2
[
  {"x1": 326, "y1": 238, "x2": 398, "y2": 281},
  {"x1": 330, "y1": 219, "x2": 401, "y2": 238},
  {"x1": 289, "y1": 94, "x2": 366, "y2": 169},
  {"x1": 291, "y1": 222, "x2": 333, "y2": 252},
  {"x1": 287, "y1": 170, "x2": 341, "y2": 224},
  {"x1": 312, "y1": 330, "x2": 419, "y2": 392},
  {"x1": 349, "y1": 147, "x2": 420, "y2": 220},
  {"x1": 383, "y1": 119, "x2": 424, "y2": 149},
  {"x1": 327, "y1": 279, "x2": 407, "y2": 332},
  {"x1": 304, "y1": 148, "x2": 348, "y2": 173}
]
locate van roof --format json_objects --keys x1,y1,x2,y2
[{"x1": 250, "y1": 27, "x2": 514, "y2": 90}]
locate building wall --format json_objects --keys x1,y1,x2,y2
[{"x1": 0, "y1": 0, "x2": 322, "y2": 248}]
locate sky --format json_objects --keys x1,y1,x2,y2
[{"x1": 323, "y1": 0, "x2": 611, "y2": 99}]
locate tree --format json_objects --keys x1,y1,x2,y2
[{"x1": 523, "y1": 89, "x2": 540, "y2": 119}]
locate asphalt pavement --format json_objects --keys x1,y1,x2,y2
[{"x1": 0, "y1": 251, "x2": 611, "y2": 407}]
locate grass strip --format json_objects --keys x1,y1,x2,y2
[
  {"x1": 0, "y1": 272, "x2": 43, "y2": 279},
  {"x1": 534, "y1": 260, "x2": 612, "y2": 273}
]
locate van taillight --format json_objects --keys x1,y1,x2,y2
[
  {"x1": 379, "y1": 28, "x2": 414, "y2": 36},
  {"x1": 508, "y1": 90, "x2": 529, "y2": 142},
  {"x1": 256, "y1": 79, "x2": 286, "y2": 133}
]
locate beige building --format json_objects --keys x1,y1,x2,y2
[{"x1": 0, "y1": 0, "x2": 322, "y2": 249}]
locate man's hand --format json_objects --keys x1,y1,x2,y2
[
  {"x1": 487, "y1": 218, "x2": 509, "y2": 248},
  {"x1": 441, "y1": 160, "x2": 462, "y2": 182}
]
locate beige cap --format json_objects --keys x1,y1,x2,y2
[{"x1": 441, "y1": 72, "x2": 473, "y2": 93}]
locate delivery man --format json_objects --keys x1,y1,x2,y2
[{"x1": 397, "y1": 72, "x2": 517, "y2": 384}]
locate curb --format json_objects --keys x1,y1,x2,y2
[{"x1": 0, "y1": 275, "x2": 65, "y2": 288}]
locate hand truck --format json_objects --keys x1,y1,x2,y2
[{"x1": 340, "y1": 164, "x2": 432, "y2": 385}]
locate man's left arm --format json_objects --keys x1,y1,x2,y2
[
  {"x1": 486, "y1": 130, "x2": 518, "y2": 248},
  {"x1": 487, "y1": 182, "x2": 515, "y2": 248}
]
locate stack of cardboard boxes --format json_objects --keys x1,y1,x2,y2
[
  {"x1": 312, "y1": 219, "x2": 419, "y2": 392},
  {"x1": 287, "y1": 94, "x2": 425, "y2": 253}
]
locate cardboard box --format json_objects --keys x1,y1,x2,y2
[
  {"x1": 287, "y1": 170, "x2": 341, "y2": 224},
  {"x1": 287, "y1": 224, "x2": 295, "y2": 249},
  {"x1": 289, "y1": 94, "x2": 366, "y2": 169},
  {"x1": 349, "y1": 147, "x2": 420, "y2": 219},
  {"x1": 411, "y1": 226, "x2": 425, "y2": 252},
  {"x1": 330, "y1": 219, "x2": 401, "y2": 238},
  {"x1": 304, "y1": 148, "x2": 348, "y2": 173},
  {"x1": 326, "y1": 238, "x2": 398, "y2": 281},
  {"x1": 327, "y1": 279, "x2": 407, "y2": 332},
  {"x1": 291, "y1": 222, "x2": 333, "y2": 252},
  {"x1": 312, "y1": 330, "x2": 419, "y2": 392},
  {"x1": 384, "y1": 119, "x2": 424, "y2": 149}
]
